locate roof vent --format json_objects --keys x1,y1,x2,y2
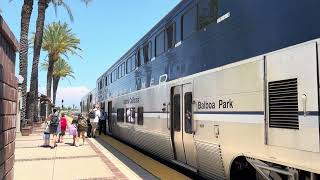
[{"x1": 268, "y1": 78, "x2": 299, "y2": 129}]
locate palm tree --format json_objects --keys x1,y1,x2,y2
[
  {"x1": 28, "y1": 0, "x2": 90, "y2": 121},
  {"x1": 19, "y1": 0, "x2": 34, "y2": 126},
  {"x1": 41, "y1": 58, "x2": 75, "y2": 105},
  {"x1": 42, "y1": 22, "x2": 81, "y2": 105}
]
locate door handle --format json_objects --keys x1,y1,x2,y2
[
  {"x1": 167, "y1": 103, "x2": 170, "y2": 130},
  {"x1": 302, "y1": 94, "x2": 307, "y2": 117}
]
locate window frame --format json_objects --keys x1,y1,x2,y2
[
  {"x1": 126, "y1": 107, "x2": 136, "y2": 124},
  {"x1": 137, "y1": 107, "x2": 144, "y2": 125},
  {"x1": 173, "y1": 94, "x2": 181, "y2": 131},
  {"x1": 155, "y1": 31, "x2": 165, "y2": 57},
  {"x1": 184, "y1": 92, "x2": 193, "y2": 134},
  {"x1": 117, "y1": 108, "x2": 125, "y2": 122},
  {"x1": 198, "y1": 0, "x2": 219, "y2": 30},
  {"x1": 181, "y1": 6, "x2": 197, "y2": 41},
  {"x1": 166, "y1": 23, "x2": 176, "y2": 50}
]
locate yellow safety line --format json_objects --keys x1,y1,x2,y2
[{"x1": 99, "y1": 134, "x2": 191, "y2": 180}]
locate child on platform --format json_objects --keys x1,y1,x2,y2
[{"x1": 69, "y1": 119, "x2": 78, "y2": 147}]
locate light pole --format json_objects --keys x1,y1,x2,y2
[
  {"x1": 62, "y1": 99, "x2": 64, "y2": 110},
  {"x1": 16, "y1": 75, "x2": 24, "y2": 133}
]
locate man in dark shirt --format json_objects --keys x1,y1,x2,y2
[{"x1": 99, "y1": 108, "x2": 107, "y2": 135}]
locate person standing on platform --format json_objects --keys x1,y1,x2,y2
[
  {"x1": 58, "y1": 113, "x2": 67, "y2": 143},
  {"x1": 90, "y1": 105, "x2": 100, "y2": 138},
  {"x1": 49, "y1": 108, "x2": 59, "y2": 149},
  {"x1": 99, "y1": 107, "x2": 107, "y2": 135},
  {"x1": 77, "y1": 113, "x2": 87, "y2": 145}
]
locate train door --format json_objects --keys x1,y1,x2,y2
[
  {"x1": 266, "y1": 42, "x2": 320, "y2": 152},
  {"x1": 171, "y1": 84, "x2": 198, "y2": 168},
  {"x1": 107, "y1": 101, "x2": 112, "y2": 134}
]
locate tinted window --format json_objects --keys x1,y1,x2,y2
[
  {"x1": 166, "y1": 23, "x2": 175, "y2": 50},
  {"x1": 155, "y1": 31, "x2": 165, "y2": 56},
  {"x1": 184, "y1": 92, "x2": 193, "y2": 134},
  {"x1": 126, "y1": 58, "x2": 131, "y2": 74},
  {"x1": 173, "y1": 95, "x2": 181, "y2": 131},
  {"x1": 126, "y1": 108, "x2": 136, "y2": 124},
  {"x1": 143, "y1": 42, "x2": 151, "y2": 63},
  {"x1": 136, "y1": 51, "x2": 142, "y2": 67},
  {"x1": 199, "y1": 0, "x2": 219, "y2": 29},
  {"x1": 138, "y1": 107, "x2": 144, "y2": 125},
  {"x1": 111, "y1": 69, "x2": 117, "y2": 82},
  {"x1": 117, "y1": 108, "x2": 124, "y2": 122},
  {"x1": 182, "y1": 6, "x2": 197, "y2": 40}
]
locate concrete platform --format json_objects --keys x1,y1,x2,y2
[{"x1": 14, "y1": 132, "x2": 147, "y2": 180}]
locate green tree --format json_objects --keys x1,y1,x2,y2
[
  {"x1": 42, "y1": 22, "x2": 80, "y2": 106},
  {"x1": 28, "y1": 0, "x2": 90, "y2": 121},
  {"x1": 41, "y1": 58, "x2": 75, "y2": 105}
]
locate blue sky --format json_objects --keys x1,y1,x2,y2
[{"x1": 1, "y1": 0, "x2": 180, "y2": 107}]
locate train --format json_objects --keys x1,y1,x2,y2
[{"x1": 81, "y1": 0, "x2": 320, "y2": 179}]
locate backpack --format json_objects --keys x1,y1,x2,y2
[
  {"x1": 78, "y1": 117, "x2": 88, "y2": 128},
  {"x1": 89, "y1": 111, "x2": 95, "y2": 119},
  {"x1": 50, "y1": 114, "x2": 59, "y2": 126}
]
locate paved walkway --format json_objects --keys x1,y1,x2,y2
[{"x1": 14, "y1": 128, "x2": 146, "y2": 180}]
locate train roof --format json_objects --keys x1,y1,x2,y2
[{"x1": 97, "y1": 0, "x2": 192, "y2": 81}]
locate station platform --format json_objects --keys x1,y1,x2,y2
[{"x1": 14, "y1": 125, "x2": 190, "y2": 180}]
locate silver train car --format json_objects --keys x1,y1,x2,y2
[
  {"x1": 82, "y1": 0, "x2": 320, "y2": 179},
  {"x1": 80, "y1": 88, "x2": 97, "y2": 117}
]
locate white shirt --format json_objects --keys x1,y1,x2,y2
[{"x1": 94, "y1": 110, "x2": 101, "y2": 123}]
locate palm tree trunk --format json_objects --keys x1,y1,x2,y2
[
  {"x1": 52, "y1": 76, "x2": 60, "y2": 105},
  {"x1": 19, "y1": 0, "x2": 33, "y2": 127},
  {"x1": 46, "y1": 54, "x2": 54, "y2": 111},
  {"x1": 28, "y1": 0, "x2": 49, "y2": 122}
]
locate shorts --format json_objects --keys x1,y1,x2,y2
[
  {"x1": 77, "y1": 126, "x2": 86, "y2": 132},
  {"x1": 91, "y1": 122, "x2": 98, "y2": 129},
  {"x1": 60, "y1": 130, "x2": 66, "y2": 136},
  {"x1": 49, "y1": 125, "x2": 58, "y2": 135}
]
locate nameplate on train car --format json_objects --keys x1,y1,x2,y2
[
  {"x1": 123, "y1": 97, "x2": 140, "y2": 105},
  {"x1": 197, "y1": 99, "x2": 234, "y2": 110}
]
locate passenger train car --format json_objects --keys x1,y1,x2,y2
[
  {"x1": 80, "y1": 88, "x2": 97, "y2": 117},
  {"x1": 81, "y1": 0, "x2": 320, "y2": 179}
]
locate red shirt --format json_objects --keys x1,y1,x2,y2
[{"x1": 60, "y1": 117, "x2": 67, "y2": 131}]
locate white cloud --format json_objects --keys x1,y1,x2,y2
[{"x1": 39, "y1": 86, "x2": 90, "y2": 108}]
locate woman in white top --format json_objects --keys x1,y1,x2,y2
[{"x1": 90, "y1": 105, "x2": 101, "y2": 138}]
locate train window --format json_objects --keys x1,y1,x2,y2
[
  {"x1": 131, "y1": 55, "x2": 136, "y2": 71},
  {"x1": 137, "y1": 107, "x2": 144, "y2": 125},
  {"x1": 143, "y1": 42, "x2": 151, "y2": 63},
  {"x1": 155, "y1": 31, "x2": 165, "y2": 57},
  {"x1": 184, "y1": 92, "x2": 193, "y2": 134},
  {"x1": 118, "y1": 62, "x2": 125, "y2": 78},
  {"x1": 111, "y1": 69, "x2": 117, "y2": 83},
  {"x1": 126, "y1": 58, "x2": 131, "y2": 74},
  {"x1": 166, "y1": 23, "x2": 175, "y2": 50},
  {"x1": 181, "y1": 6, "x2": 197, "y2": 40},
  {"x1": 198, "y1": 0, "x2": 219, "y2": 30},
  {"x1": 117, "y1": 108, "x2": 124, "y2": 122},
  {"x1": 173, "y1": 94, "x2": 181, "y2": 131},
  {"x1": 126, "y1": 108, "x2": 136, "y2": 124},
  {"x1": 136, "y1": 50, "x2": 142, "y2": 67}
]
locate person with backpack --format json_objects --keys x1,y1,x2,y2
[
  {"x1": 49, "y1": 108, "x2": 59, "y2": 149},
  {"x1": 99, "y1": 108, "x2": 107, "y2": 135},
  {"x1": 77, "y1": 113, "x2": 87, "y2": 145}
]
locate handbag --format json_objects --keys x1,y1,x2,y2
[{"x1": 44, "y1": 123, "x2": 50, "y2": 133}]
